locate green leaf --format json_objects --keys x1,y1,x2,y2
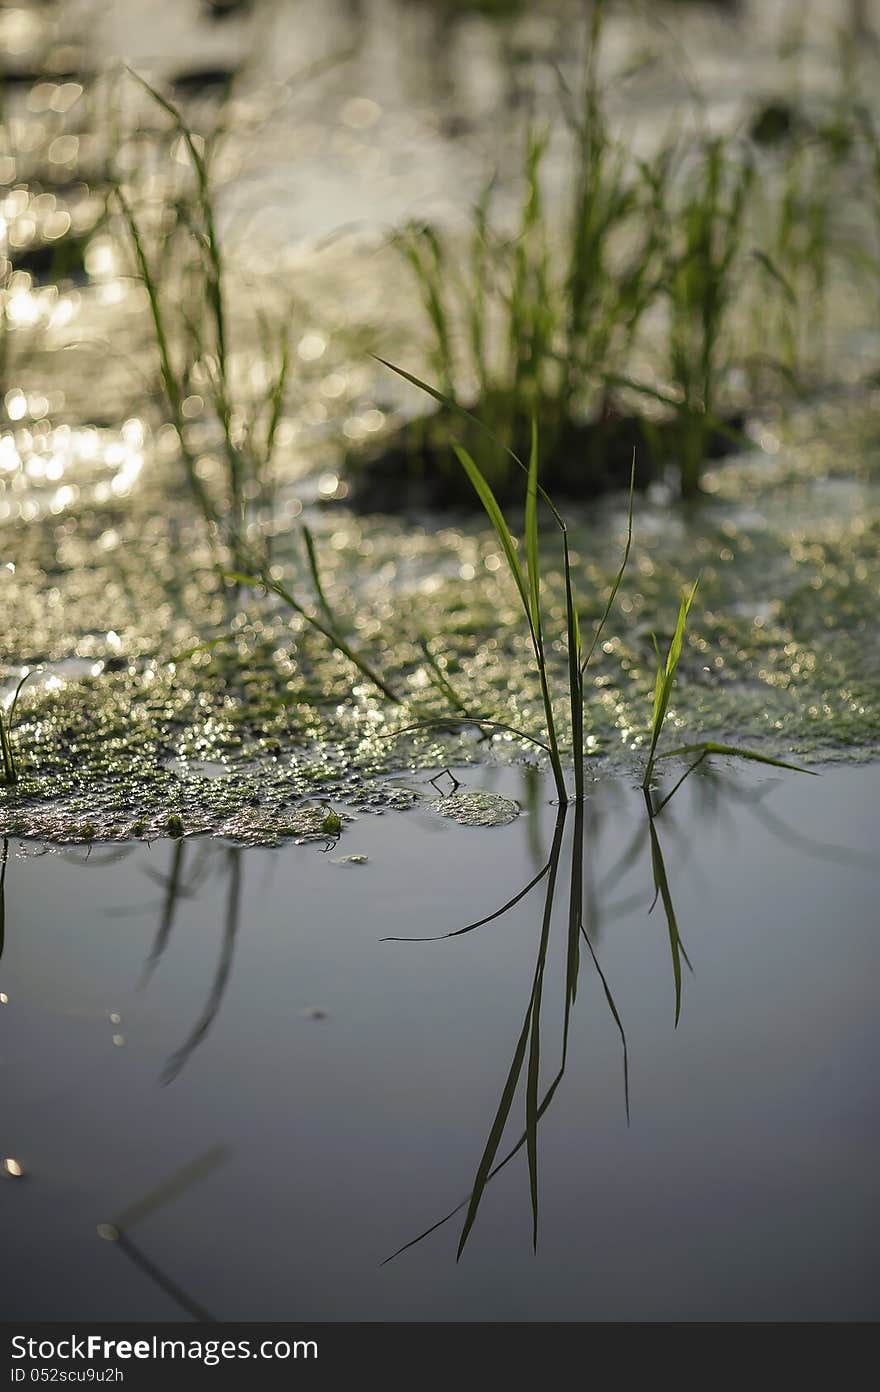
[
  {"x1": 383, "y1": 717, "x2": 551, "y2": 756},
  {"x1": 656, "y1": 741, "x2": 815, "y2": 774},
  {"x1": 452, "y1": 444, "x2": 531, "y2": 623},
  {"x1": 525, "y1": 417, "x2": 541, "y2": 640},
  {"x1": 374, "y1": 356, "x2": 566, "y2": 530},
  {"x1": 650, "y1": 578, "x2": 699, "y2": 759}
]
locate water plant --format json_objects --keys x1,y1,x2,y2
[
  {"x1": 375, "y1": 3, "x2": 667, "y2": 500},
  {"x1": 114, "y1": 71, "x2": 292, "y2": 572},
  {"x1": 364, "y1": 360, "x2": 633, "y2": 803},
  {"x1": 625, "y1": 137, "x2": 756, "y2": 498}
]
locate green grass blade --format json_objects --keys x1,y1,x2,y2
[
  {"x1": 7, "y1": 669, "x2": 31, "y2": 726},
  {"x1": 415, "y1": 637, "x2": 471, "y2": 716},
  {"x1": 656, "y1": 742, "x2": 816, "y2": 774},
  {"x1": 651, "y1": 633, "x2": 664, "y2": 732},
  {"x1": 0, "y1": 669, "x2": 32, "y2": 784},
  {"x1": 452, "y1": 445, "x2": 530, "y2": 621},
  {"x1": 228, "y1": 571, "x2": 401, "y2": 705},
  {"x1": 374, "y1": 357, "x2": 566, "y2": 529},
  {"x1": 453, "y1": 440, "x2": 565, "y2": 799},
  {"x1": 525, "y1": 417, "x2": 541, "y2": 640},
  {"x1": 644, "y1": 578, "x2": 699, "y2": 786},
  {"x1": 0, "y1": 714, "x2": 15, "y2": 785},
  {"x1": 302, "y1": 525, "x2": 337, "y2": 629},
  {"x1": 381, "y1": 862, "x2": 551, "y2": 942},
  {"x1": 382, "y1": 717, "x2": 551, "y2": 756},
  {"x1": 563, "y1": 533, "x2": 584, "y2": 800}
]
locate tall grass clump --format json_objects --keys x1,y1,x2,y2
[
  {"x1": 114, "y1": 71, "x2": 291, "y2": 573},
  {"x1": 655, "y1": 138, "x2": 754, "y2": 498},
  {"x1": 386, "y1": 2, "x2": 667, "y2": 495},
  {"x1": 762, "y1": 135, "x2": 832, "y2": 383},
  {"x1": 857, "y1": 107, "x2": 880, "y2": 330}
]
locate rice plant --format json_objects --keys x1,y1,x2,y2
[
  {"x1": 857, "y1": 106, "x2": 880, "y2": 332},
  {"x1": 387, "y1": 3, "x2": 667, "y2": 496},
  {"x1": 377, "y1": 360, "x2": 633, "y2": 804},
  {"x1": 114, "y1": 71, "x2": 292, "y2": 573},
  {"x1": 765, "y1": 137, "x2": 833, "y2": 382},
  {"x1": 657, "y1": 138, "x2": 755, "y2": 498}
]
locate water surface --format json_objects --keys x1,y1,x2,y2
[{"x1": 2, "y1": 760, "x2": 877, "y2": 1321}]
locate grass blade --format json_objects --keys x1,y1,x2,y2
[
  {"x1": 374, "y1": 357, "x2": 566, "y2": 529},
  {"x1": 228, "y1": 571, "x2": 402, "y2": 705},
  {"x1": 383, "y1": 717, "x2": 551, "y2": 755},
  {"x1": 656, "y1": 742, "x2": 815, "y2": 774},
  {"x1": 643, "y1": 577, "x2": 699, "y2": 788},
  {"x1": 452, "y1": 445, "x2": 530, "y2": 619},
  {"x1": 381, "y1": 862, "x2": 551, "y2": 942},
  {"x1": 525, "y1": 418, "x2": 542, "y2": 641}
]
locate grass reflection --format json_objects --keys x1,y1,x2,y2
[
  {"x1": 384, "y1": 793, "x2": 629, "y2": 1263},
  {"x1": 159, "y1": 849, "x2": 242, "y2": 1086},
  {"x1": 383, "y1": 755, "x2": 849, "y2": 1262},
  {"x1": 99, "y1": 1146, "x2": 228, "y2": 1322}
]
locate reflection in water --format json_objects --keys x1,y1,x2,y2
[
  {"x1": 158, "y1": 849, "x2": 242, "y2": 1086},
  {"x1": 383, "y1": 792, "x2": 630, "y2": 1262},
  {"x1": 99, "y1": 1146, "x2": 229, "y2": 1323},
  {"x1": 8, "y1": 764, "x2": 870, "y2": 1292},
  {"x1": 0, "y1": 837, "x2": 7, "y2": 961},
  {"x1": 108, "y1": 839, "x2": 244, "y2": 1083},
  {"x1": 108, "y1": 1231, "x2": 215, "y2": 1324},
  {"x1": 646, "y1": 790, "x2": 692, "y2": 1029},
  {"x1": 140, "y1": 838, "x2": 187, "y2": 989},
  {"x1": 383, "y1": 757, "x2": 871, "y2": 1263},
  {"x1": 1, "y1": 765, "x2": 877, "y2": 1318}
]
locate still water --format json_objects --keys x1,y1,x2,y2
[{"x1": 2, "y1": 760, "x2": 877, "y2": 1321}]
